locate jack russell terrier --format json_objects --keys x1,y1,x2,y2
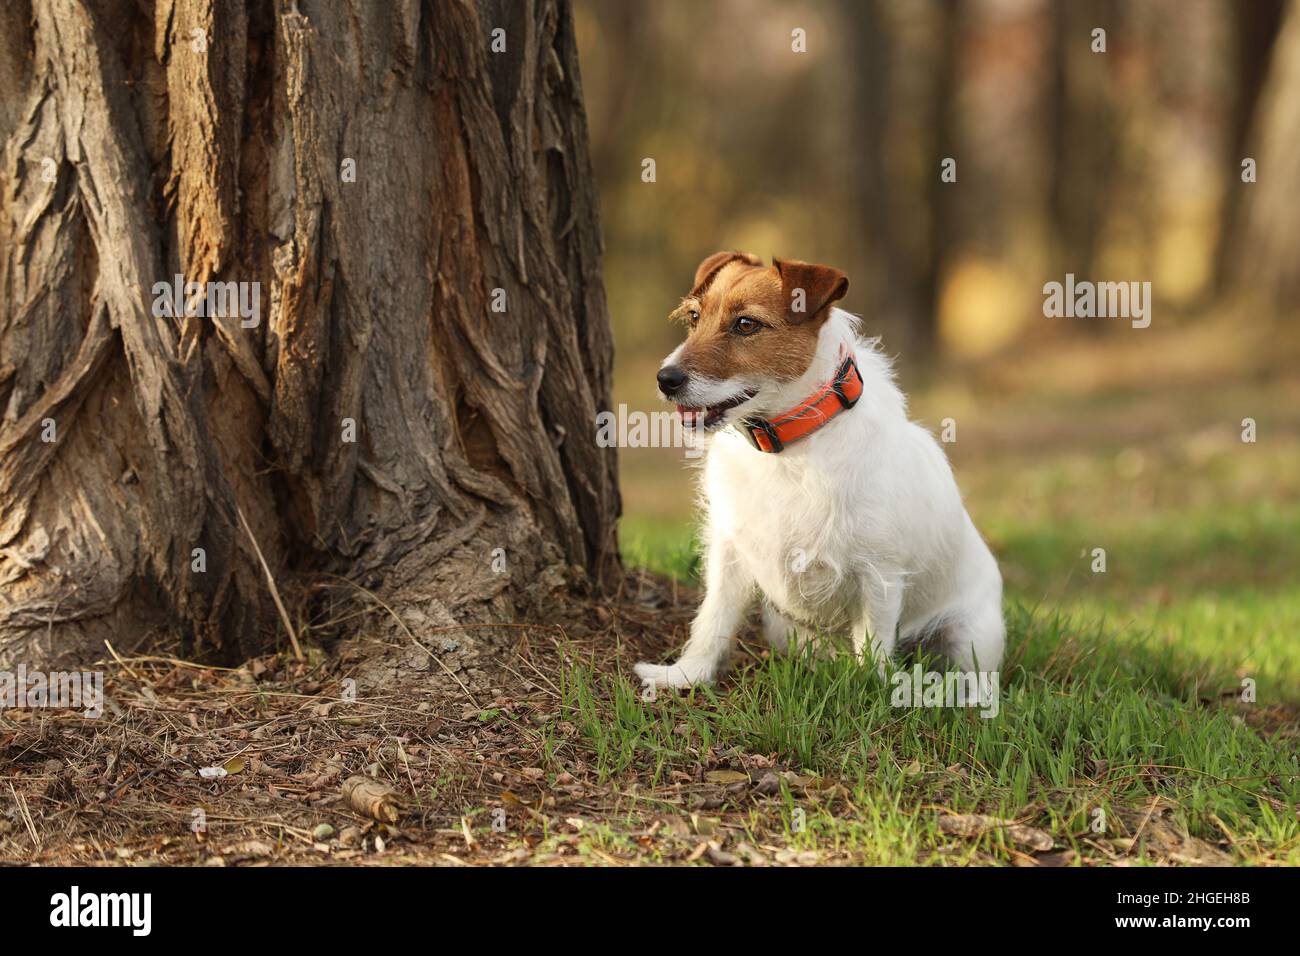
[{"x1": 635, "y1": 251, "x2": 1005, "y2": 691}]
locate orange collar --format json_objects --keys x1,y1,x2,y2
[{"x1": 739, "y1": 354, "x2": 864, "y2": 453}]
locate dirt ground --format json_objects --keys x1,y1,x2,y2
[{"x1": 0, "y1": 569, "x2": 722, "y2": 866}]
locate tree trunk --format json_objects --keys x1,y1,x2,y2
[
  {"x1": 844, "y1": 0, "x2": 960, "y2": 360},
  {"x1": 1048, "y1": 0, "x2": 1121, "y2": 298},
  {"x1": 1231, "y1": 0, "x2": 1300, "y2": 305},
  {"x1": 0, "y1": 0, "x2": 620, "y2": 669},
  {"x1": 1213, "y1": 0, "x2": 1287, "y2": 294}
]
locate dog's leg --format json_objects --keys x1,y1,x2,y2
[
  {"x1": 852, "y1": 578, "x2": 902, "y2": 676},
  {"x1": 635, "y1": 537, "x2": 753, "y2": 690},
  {"x1": 943, "y1": 586, "x2": 1005, "y2": 672},
  {"x1": 761, "y1": 604, "x2": 804, "y2": 654}
]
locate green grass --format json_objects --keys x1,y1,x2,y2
[
  {"x1": 556, "y1": 597, "x2": 1298, "y2": 864},
  {"x1": 990, "y1": 499, "x2": 1300, "y2": 601},
  {"x1": 618, "y1": 513, "x2": 701, "y2": 581},
  {"x1": 557, "y1": 488, "x2": 1300, "y2": 865}
]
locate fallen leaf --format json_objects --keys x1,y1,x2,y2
[
  {"x1": 705, "y1": 770, "x2": 749, "y2": 785},
  {"x1": 691, "y1": 814, "x2": 719, "y2": 837},
  {"x1": 706, "y1": 845, "x2": 739, "y2": 866},
  {"x1": 1035, "y1": 850, "x2": 1077, "y2": 867},
  {"x1": 938, "y1": 813, "x2": 1054, "y2": 853}
]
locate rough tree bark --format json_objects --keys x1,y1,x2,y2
[{"x1": 0, "y1": 0, "x2": 621, "y2": 669}]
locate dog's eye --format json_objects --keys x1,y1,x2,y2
[
  {"x1": 689, "y1": 310, "x2": 699, "y2": 329},
  {"x1": 732, "y1": 316, "x2": 761, "y2": 336}
]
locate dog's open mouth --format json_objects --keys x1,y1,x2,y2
[{"x1": 676, "y1": 389, "x2": 757, "y2": 430}]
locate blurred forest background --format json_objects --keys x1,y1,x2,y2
[
  {"x1": 578, "y1": 0, "x2": 1300, "y2": 370},
  {"x1": 575, "y1": 0, "x2": 1300, "y2": 688}
]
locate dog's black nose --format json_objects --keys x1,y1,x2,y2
[{"x1": 657, "y1": 365, "x2": 688, "y2": 397}]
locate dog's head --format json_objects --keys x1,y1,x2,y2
[{"x1": 658, "y1": 251, "x2": 849, "y2": 430}]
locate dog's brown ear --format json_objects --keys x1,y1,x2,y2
[
  {"x1": 691, "y1": 250, "x2": 762, "y2": 296},
  {"x1": 773, "y1": 258, "x2": 849, "y2": 325}
]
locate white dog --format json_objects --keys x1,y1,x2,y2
[{"x1": 635, "y1": 251, "x2": 1005, "y2": 690}]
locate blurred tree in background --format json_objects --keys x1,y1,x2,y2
[{"x1": 1233, "y1": 0, "x2": 1300, "y2": 304}]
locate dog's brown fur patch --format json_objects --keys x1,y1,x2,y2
[{"x1": 671, "y1": 253, "x2": 849, "y2": 384}]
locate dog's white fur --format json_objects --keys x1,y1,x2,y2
[{"x1": 635, "y1": 308, "x2": 1005, "y2": 689}]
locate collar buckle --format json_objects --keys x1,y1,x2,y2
[
  {"x1": 829, "y1": 356, "x2": 861, "y2": 410},
  {"x1": 741, "y1": 417, "x2": 784, "y2": 453}
]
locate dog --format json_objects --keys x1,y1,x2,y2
[{"x1": 634, "y1": 251, "x2": 1005, "y2": 690}]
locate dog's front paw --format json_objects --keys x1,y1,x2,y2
[{"x1": 634, "y1": 659, "x2": 716, "y2": 692}]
